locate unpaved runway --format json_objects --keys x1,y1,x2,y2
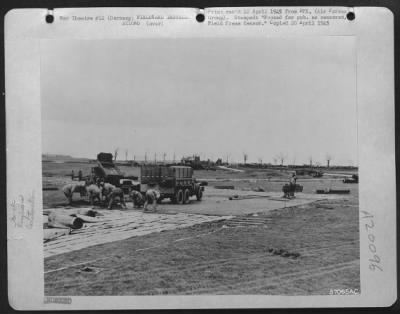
[{"x1": 44, "y1": 188, "x2": 346, "y2": 258}]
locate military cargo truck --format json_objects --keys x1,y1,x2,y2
[{"x1": 137, "y1": 165, "x2": 204, "y2": 204}]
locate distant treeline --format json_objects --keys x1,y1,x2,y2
[
  {"x1": 42, "y1": 154, "x2": 357, "y2": 171},
  {"x1": 237, "y1": 163, "x2": 358, "y2": 171}
]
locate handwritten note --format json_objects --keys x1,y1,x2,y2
[
  {"x1": 9, "y1": 191, "x2": 35, "y2": 230},
  {"x1": 361, "y1": 210, "x2": 382, "y2": 272}
]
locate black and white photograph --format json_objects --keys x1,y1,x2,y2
[
  {"x1": 5, "y1": 7, "x2": 396, "y2": 309},
  {"x1": 41, "y1": 36, "x2": 360, "y2": 295}
]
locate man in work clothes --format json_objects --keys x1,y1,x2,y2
[
  {"x1": 289, "y1": 173, "x2": 297, "y2": 198},
  {"x1": 144, "y1": 189, "x2": 161, "y2": 212},
  {"x1": 107, "y1": 187, "x2": 127, "y2": 210},
  {"x1": 86, "y1": 184, "x2": 102, "y2": 205},
  {"x1": 100, "y1": 182, "x2": 115, "y2": 203},
  {"x1": 62, "y1": 182, "x2": 86, "y2": 205},
  {"x1": 130, "y1": 190, "x2": 145, "y2": 208}
]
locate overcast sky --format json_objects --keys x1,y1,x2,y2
[{"x1": 41, "y1": 37, "x2": 357, "y2": 165}]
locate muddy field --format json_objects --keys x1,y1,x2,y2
[{"x1": 43, "y1": 161, "x2": 359, "y2": 296}]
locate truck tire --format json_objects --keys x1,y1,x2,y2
[
  {"x1": 177, "y1": 189, "x2": 184, "y2": 205},
  {"x1": 196, "y1": 189, "x2": 203, "y2": 201},
  {"x1": 183, "y1": 189, "x2": 190, "y2": 204}
]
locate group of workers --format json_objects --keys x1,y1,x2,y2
[{"x1": 62, "y1": 180, "x2": 161, "y2": 212}]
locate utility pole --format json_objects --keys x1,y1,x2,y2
[
  {"x1": 326, "y1": 154, "x2": 332, "y2": 169},
  {"x1": 145, "y1": 152, "x2": 147, "y2": 163},
  {"x1": 163, "y1": 152, "x2": 166, "y2": 163}
]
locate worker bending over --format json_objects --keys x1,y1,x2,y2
[
  {"x1": 86, "y1": 184, "x2": 102, "y2": 205},
  {"x1": 107, "y1": 187, "x2": 126, "y2": 210},
  {"x1": 100, "y1": 182, "x2": 126, "y2": 210},
  {"x1": 130, "y1": 190, "x2": 145, "y2": 208},
  {"x1": 144, "y1": 189, "x2": 161, "y2": 213},
  {"x1": 100, "y1": 182, "x2": 115, "y2": 199},
  {"x1": 62, "y1": 182, "x2": 86, "y2": 205}
]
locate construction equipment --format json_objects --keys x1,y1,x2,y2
[
  {"x1": 90, "y1": 153, "x2": 138, "y2": 194},
  {"x1": 136, "y1": 165, "x2": 204, "y2": 204}
]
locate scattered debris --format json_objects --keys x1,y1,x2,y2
[
  {"x1": 316, "y1": 189, "x2": 350, "y2": 194},
  {"x1": 80, "y1": 266, "x2": 103, "y2": 274},
  {"x1": 268, "y1": 248, "x2": 300, "y2": 259},
  {"x1": 316, "y1": 204, "x2": 335, "y2": 210},
  {"x1": 252, "y1": 186, "x2": 265, "y2": 192},
  {"x1": 229, "y1": 194, "x2": 272, "y2": 201},
  {"x1": 214, "y1": 186, "x2": 235, "y2": 190}
]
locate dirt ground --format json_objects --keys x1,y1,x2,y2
[{"x1": 43, "y1": 161, "x2": 359, "y2": 296}]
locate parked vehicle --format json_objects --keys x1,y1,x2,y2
[
  {"x1": 343, "y1": 174, "x2": 359, "y2": 183},
  {"x1": 137, "y1": 165, "x2": 204, "y2": 204}
]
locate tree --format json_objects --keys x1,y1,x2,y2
[
  {"x1": 243, "y1": 153, "x2": 248, "y2": 164},
  {"x1": 309, "y1": 156, "x2": 313, "y2": 167},
  {"x1": 114, "y1": 148, "x2": 119, "y2": 161},
  {"x1": 278, "y1": 153, "x2": 286, "y2": 166}
]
